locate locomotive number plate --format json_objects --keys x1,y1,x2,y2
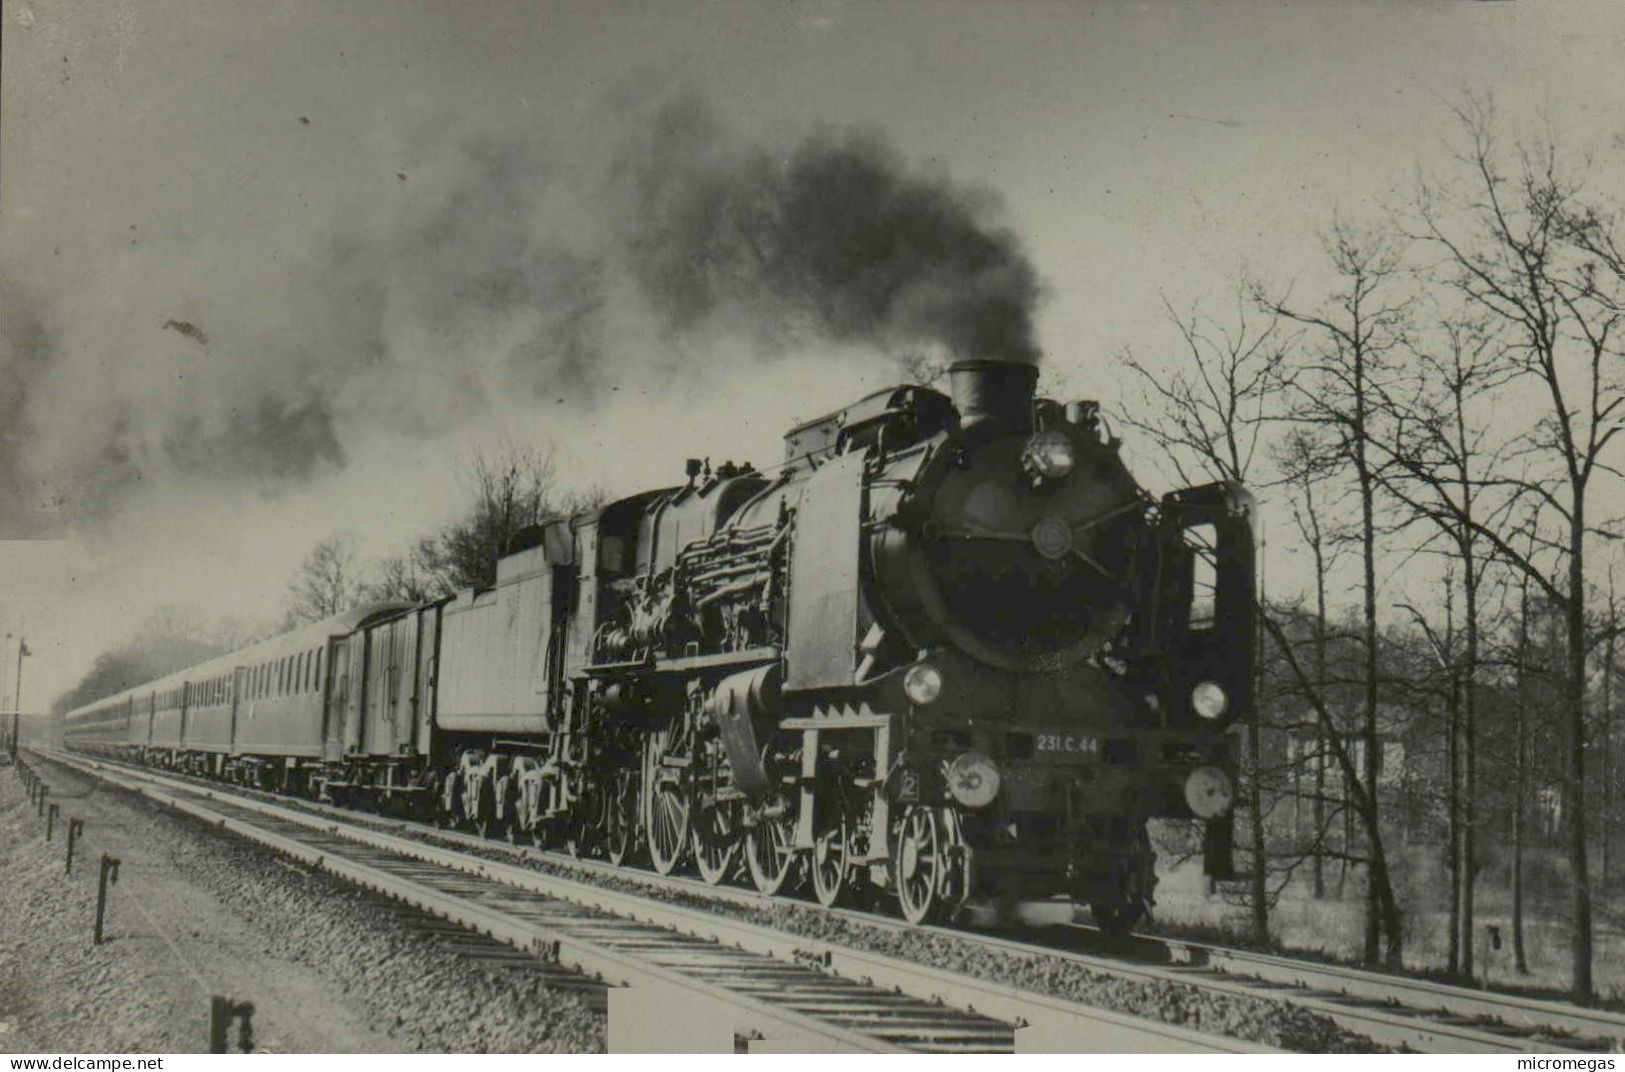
[{"x1": 1036, "y1": 734, "x2": 1099, "y2": 756}]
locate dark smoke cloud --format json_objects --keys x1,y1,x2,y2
[
  {"x1": 0, "y1": 281, "x2": 74, "y2": 537},
  {"x1": 0, "y1": 95, "x2": 1044, "y2": 536},
  {"x1": 615, "y1": 98, "x2": 1044, "y2": 365}
]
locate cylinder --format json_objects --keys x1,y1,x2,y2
[{"x1": 948, "y1": 360, "x2": 1038, "y2": 433}]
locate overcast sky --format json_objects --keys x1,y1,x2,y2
[{"x1": 1, "y1": 0, "x2": 1622, "y2": 708}]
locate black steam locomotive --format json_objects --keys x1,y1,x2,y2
[{"x1": 65, "y1": 359, "x2": 1254, "y2": 929}]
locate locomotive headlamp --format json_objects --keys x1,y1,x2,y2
[
  {"x1": 1184, "y1": 766, "x2": 1234, "y2": 819},
  {"x1": 904, "y1": 663, "x2": 944, "y2": 705},
  {"x1": 1190, "y1": 680, "x2": 1228, "y2": 721},
  {"x1": 947, "y1": 751, "x2": 1001, "y2": 809},
  {"x1": 1022, "y1": 429, "x2": 1076, "y2": 480}
]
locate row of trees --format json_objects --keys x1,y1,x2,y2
[{"x1": 1116, "y1": 99, "x2": 1624, "y2": 1000}]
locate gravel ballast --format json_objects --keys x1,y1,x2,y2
[{"x1": 2, "y1": 758, "x2": 604, "y2": 1053}]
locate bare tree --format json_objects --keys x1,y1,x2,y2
[
  {"x1": 1271, "y1": 427, "x2": 1350, "y2": 898},
  {"x1": 1377, "y1": 310, "x2": 1518, "y2": 978},
  {"x1": 1404, "y1": 99, "x2": 1625, "y2": 999},
  {"x1": 284, "y1": 534, "x2": 365, "y2": 626},
  {"x1": 415, "y1": 440, "x2": 602, "y2": 595},
  {"x1": 1118, "y1": 290, "x2": 1291, "y2": 488},
  {"x1": 1261, "y1": 219, "x2": 1412, "y2": 967},
  {"x1": 364, "y1": 552, "x2": 436, "y2": 604}
]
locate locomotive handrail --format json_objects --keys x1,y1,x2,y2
[{"x1": 653, "y1": 645, "x2": 779, "y2": 673}]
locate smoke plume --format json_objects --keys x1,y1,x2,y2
[
  {"x1": 615, "y1": 98, "x2": 1043, "y2": 366},
  {"x1": 0, "y1": 94, "x2": 1044, "y2": 539}
]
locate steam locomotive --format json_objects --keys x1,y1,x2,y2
[{"x1": 64, "y1": 360, "x2": 1254, "y2": 928}]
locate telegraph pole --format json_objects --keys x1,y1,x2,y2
[
  {"x1": 11, "y1": 636, "x2": 27, "y2": 759},
  {"x1": 2, "y1": 632, "x2": 10, "y2": 754}
]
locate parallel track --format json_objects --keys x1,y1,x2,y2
[{"x1": 35, "y1": 749, "x2": 1269, "y2": 1054}]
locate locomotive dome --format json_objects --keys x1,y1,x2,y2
[{"x1": 871, "y1": 359, "x2": 1147, "y2": 672}]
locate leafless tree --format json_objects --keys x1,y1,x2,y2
[
  {"x1": 1259, "y1": 219, "x2": 1413, "y2": 968},
  {"x1": 1118, "y1": 289, "x2": 1292, "y2": 488},
  {"x1": 1269, "y1": 427, "x2": 1350, "y2": 898},
  {"x1": 364, "y1": 552, "x2": 436, "y2": 604},
  {"x1": 415, "y1": 440, "x2": 602, "y2": 595},
  {"x1": 283, "y1": 534, "x2": 365, "y2": 626},
  {"x1": 1377, "y1": 310, "x2": 1518, "y2": 978},
  {"x1": 1403, "y1": 98, "x2": 1625, "y2": 999}
]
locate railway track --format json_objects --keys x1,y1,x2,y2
[
  {"x1": 33, "y1": 749, "x2": 1269, "y2": 1054},
  {"x1": 46, "y1": 748, "x2": 1625, "y2": 1053}
]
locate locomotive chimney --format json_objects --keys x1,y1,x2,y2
[{"x1": 948, "y1": 360, "x2": 1038, "y2": 434}]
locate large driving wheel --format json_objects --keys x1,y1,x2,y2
[
  {"x1": 646, "y1": 777, "x2": 689, "y2": 875},
  {"x1": 745, "y1": 809, "x2": 797, "y2": 896},
  {"x1": 692, "y1": 800, "x2": 738, "y2": 886},
  {"x1": 893, "y1": 806, "x2": 946, "y2": 925},
  {"x1": 606, "y1": 770, "x2": 638, "y2": 867},
  {"x1": 811, "y1": 812, "x2": 849, "y2": 908}
]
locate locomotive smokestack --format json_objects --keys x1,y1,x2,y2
[{"x1": 949, "y1": 359, "x2": 1037, "y2": 434}]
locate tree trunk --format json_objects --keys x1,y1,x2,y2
[
  {"x1": 1357, "y1": 456, "x2": 1389, "y2": 965},
  {"x1": 1603, "y1": 578, "x2": 1614, "y2": 905},
  {"x1": 1248, "y1": 714, "x2": 1269, "y2": 942},
  {"x1": 1513, "y1": 575, "x2": 1529, "y2": 975},
  {"x1": 1447, "y1": 666, "x2": 1461, "y2": 976},
  {"x1": 1565, "y1": 499, "x2": 1593, "y2": 1002},
  {"x1": 1459, "y1": 546, "x2": 1478, "y2": 980},
  {"x1": 1313, "y1": 536, "x2": 1328, "y2": 899}
]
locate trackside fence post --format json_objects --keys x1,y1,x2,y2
[
  {"x1": 66, "y1": 818, "x2": 84, "y2": 874},
  {"x1": 209, "y1": 996, "x2": 255, "y2": 1053},
  {"x1": 94, "y1": 854, "x2": 120, "y2": 944}
]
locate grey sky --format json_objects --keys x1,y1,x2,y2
[{"x1": 1, "y1": 0, "x2": 1620, "y2": 707}]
